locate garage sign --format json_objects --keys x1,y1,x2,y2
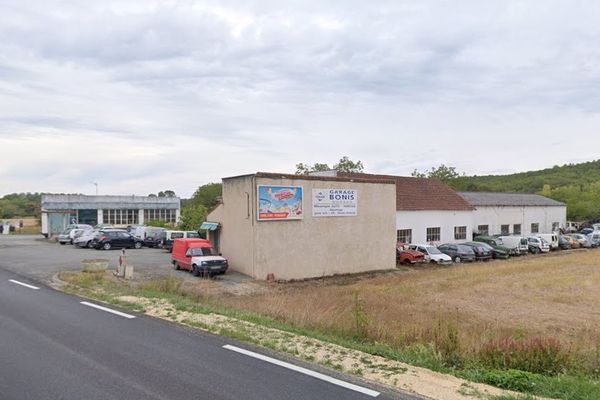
[{"x1": 312, "y1": 189, "x2": 358, "y2": 217}]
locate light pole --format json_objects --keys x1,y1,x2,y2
[{"x1": 90, "y1": 182, "x2": 98, "y2": 195}]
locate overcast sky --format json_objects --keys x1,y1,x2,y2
[{"x1": 1, "y1": 1, "x2": 600, "y2": 197}]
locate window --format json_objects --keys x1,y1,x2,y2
[
  {"x1": 397, "y1": 229, "x2": 412, "y2": 244},
  {"x1": 513, "y1": 224, "x2": 521, "y2": 235},
  {"x1": 477, "y1": 225, "x2": 489, "y2": 236},
  {"x1": 426, "y1": 227, "x2": 441, "y2": 242},
  {"x1": 531, "y1": 223, "x2": 539, "y2": 234},
  {"x1": 144, "y1": 209, "x2": 176, "y2": 224},
  {"x1": 454, "y1": 226, "x2": 467, "y2": 240},
  {"x1": 102, "y1": 209, "x2": 139, "y2": 225},
  {"x1": 500, "y1": 225, "x2": 509, "y2": 235},
  {"x1": 552, "y1": 222, "x2": 559, "y2": 232}
]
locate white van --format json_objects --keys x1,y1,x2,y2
[
  {"x1": 498, "y1": 236, "x2": 529, "y2": 255},
  {"x1": 163, "y1": 230, "x2": 201, "y2": 252},
  {"x1": 536, "y1": 234, "x2": 559, "y2": 250},
  {"x1": 132, "y1": 226, "x2": 166, "y2": 240}
]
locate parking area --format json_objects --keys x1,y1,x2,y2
[{"x1": 0, "y1": 235, "x2": 252, "y2": 287}]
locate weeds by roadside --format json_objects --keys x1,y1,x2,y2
[{"x1": 57, "y1": 270, "x2": 600, "y2": 400}]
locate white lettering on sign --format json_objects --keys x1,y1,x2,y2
[{"x1": 312, "y1": 189, "x2": 358, "y2": 217}]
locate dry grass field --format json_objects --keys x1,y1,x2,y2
[{"x1": 219, "y1": 250, "x2": 600, "y2": 365}]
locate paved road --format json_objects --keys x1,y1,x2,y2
[{"x1": 0, "y1": 238, "x2": 418, "y2": 400}]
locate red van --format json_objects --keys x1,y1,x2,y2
[{"x1": 171, "y1": 238, "x2": 228, "y2": 276}]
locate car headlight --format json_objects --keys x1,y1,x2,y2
[{"x1": 201, "y1": 261, "x2": 207, "y2": 265}]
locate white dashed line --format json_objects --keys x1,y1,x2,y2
[
  {"x1": 223, "y1": 344, "x2": 380, "y2": 397},
  {"x1": 9, "y1": 279, "x2": 40, "y2": 290},
  {"x1": 80, "y1": 301, "x2": 136, "y2": 319}
]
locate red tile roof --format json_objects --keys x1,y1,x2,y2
[{"x1": 337, "y1": 172, "x2": 475, "y2": 211}]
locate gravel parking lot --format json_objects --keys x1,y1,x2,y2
[
  {"x1": 0, "y1": 235, "x2": 255, "y2": 292},
  {"x1": 0, "y1": 235, "x2": 173, "y2": 281}
]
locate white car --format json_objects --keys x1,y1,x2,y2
[
  {"x1": 408, "y1": 244, "x2": 453, "y2": 265},
  {"x1": 73, "y1": 229, "x2": 100, "y2": 248},
  {"x1": 527, "y1": 236, "x2": 550, "y2": 253}
]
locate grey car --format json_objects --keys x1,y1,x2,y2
[{"x1": 437, "y1": 243, "x2": 476, "y2": 262}]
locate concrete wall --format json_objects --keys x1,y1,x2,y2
[
  {"x1": 471, "y1": 205, "x2": 567, "y2": 236},
  {"x1": 396, "y1": 210, "x2": 474, "y2": 245},
  {"x1": 208, "y1": 175, "x2": 396, "y2": 280},
  {"x1": 207, "y1": 175, "x2": 256, "y2": 278}
]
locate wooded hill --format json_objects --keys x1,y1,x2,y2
[{"x1": 448, "y1": 160, "x2": 600, "y2": 221}]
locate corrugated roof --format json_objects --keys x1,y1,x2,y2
[
  {"x1": 458, "y1": 192, "x2": 566, "y2": 207},
  {"x1": 336, "y1": 172, "x2": 475, "y2": 211}
]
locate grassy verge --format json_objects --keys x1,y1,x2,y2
[{"x1": 58, "y1": 270, "x2": 600, "y2": 400}]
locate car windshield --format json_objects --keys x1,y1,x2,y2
[
  {"x1": 426, "y1": 246, "x2": 442, "y2": 254},
  {"x1": 187, "y1": 232, "x2": 201, "y2": 238},
  {"x1": 189, "y1": 247, "x2": 217, "y2": 256},
  {"x1": 540, "y1": 238, "x2": 549, "y2": 244},
  {"x1": 61, "y1": 229, "x2": 71, "y2": 234}
]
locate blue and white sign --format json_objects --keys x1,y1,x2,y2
[{"x1": 312, "y1": 189, "x2": 358, "y2": 217}]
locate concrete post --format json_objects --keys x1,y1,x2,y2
[
  {"x1": 138, "y1": 209, "x2": 145, "y2": 225},
  {"x1": 97, "y1": 209, "x2": 103, "y2": 225}
]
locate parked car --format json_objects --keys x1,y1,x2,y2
[
  {"x1": 470, "y1": 241, "x2": 509, "y2": 259},
  {"x1": 557, "y1": 235, "x2": 572, "y2": 250},
  {"x1": 460, "y1": 242, "x2": 493, "y2": 261},
  {"x1": 536, "y1": 234, "x2": 559, "y2": 251},
  {"x1": 94, "y1": 224, "x2": 114, "y2": 229},
  {"x1": 562, "y1": 235, "x2": 580, "y2": 249},
  {"x1": 408, "y1": 244, "x2": 452, "y2": 265},
  {"x1": 581, "y1": 227, "x2": 595, "y2": 235},
  {"x1": 91, "y1": 230, "x2": 144, "y2": 250},
  {"x1": 587, "y1": 232, "x2": 600, "y2": 247},
  {"x1": 498, "y1": 236, "x2": 529, "y2": 255},
  {"x1": 527, "y1": 236, "x2": 550, "y2": 253},
  {"x1": 171, "y1": 238, "x2": 228, "y2": 276},
  {"x1": 162, "y1": 230, "x2": 202, "y2": 252},
  {"x1": 396, "y1": 248, "x2": 425, "y2": 264},
  {"x1": 570, "y1": 233, "x2": 592, "y2": 248},
  {"x1": 143, "y1": 228, "x2": 167, "y2": 248},
  {"x1": 132, "y1": 226, "x2": 167, "y2": 240},
  {"x1": 473, "y1": 236, "x2": 518, "y2": 257},
  {"x1": 57, "y1": 224, "x2": 93, "y2": 245},
  {"x1": 437, "y1": 243, "x2": 476, "y2": 263},
  {"x1": 74, "y1": 229, "x2": 100, "y2": 248}
]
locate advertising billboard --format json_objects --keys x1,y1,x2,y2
[
  {"x1": 257, "y1": 185, "x2": 303, "y2": 221},
  {"x1": 312, "y1": 188, "x2": 358, "y2": 217}
]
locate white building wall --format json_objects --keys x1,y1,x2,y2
[
  {"x1": 396, "y1": 210, "x2": 474, "y2": 245},
  {"x1": 471, "y1": 206, "x2": 567, "y2": 236}
]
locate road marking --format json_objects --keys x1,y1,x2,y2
[
  {"x1": 223, "y1": 344, "x2": 380, "y2": 397},
  {"x1": 8, "y1": 279, "x2": 40, "y2": 290},
  {"x1": 80, "y1": 301, "x2": 136, "y2": 319}
]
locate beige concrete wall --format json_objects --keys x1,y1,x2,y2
[
  {"x1": 253, "y1": 177, "x2": 396, "y2": 280},
  {"x1": 207, "y1": 175, "x2": 256, "y2": 277},
  {"x1": 209, "y1": 175, "x2": 397, "y2": 280}
]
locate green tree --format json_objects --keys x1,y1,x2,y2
[
  {"x1": 411, "y1": 164, "x2": 462, "y2": 183},
  {"x1": 179, "y1": 183, "x2": 222, "y2": 230},
  {"x1": 295, "y1": 156, "x2": 364, "y2": 174}
]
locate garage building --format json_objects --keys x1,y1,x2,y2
[
  {"x1": 41, "y1": 194, "x2": 181, "y2": 236},
  {"x1": 458, "y1": 192, "x2": 567, "y2": 236},
  {"x1": 205, "y1": 172, "x2": 397, "y2": 280}
]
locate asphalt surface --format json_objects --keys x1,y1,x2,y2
[
  {"x1": 0, "y1": 235, "x2": 173, "y2": 280},
  {"x1": 0, "y1": 236, "x2": 418, "y2": 400}
]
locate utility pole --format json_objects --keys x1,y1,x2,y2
[{"x1": 91, "y1": 182, "x2": 98, "y2": 195}]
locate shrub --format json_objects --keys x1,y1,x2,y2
[
  {"x1": 479, "y1": 337, "x2": 571, "y2": 375},
  {"x1": 482, "y1": 369, "x2": 540, "y2": 392},
  {"x1": 351, "y1": 291, "x2": 370, "y2": 338}
]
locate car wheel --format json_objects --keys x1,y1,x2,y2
[
  {"x1": 60, "y1": 242, "x2": 66, "y2": 245},
  {"x1": 191, "y1": 265, "x2": 200, "y2": 277},
  {"x1": 103, "y1": 242, "x2": 111, "y2": 251},
  {"x1": 454, "y1": 256, "x2": 461, "y2": 263},
  {"x1": 173, "y1": 261, "x2": 180, "y2": 270},
  {"x1": 86, "y1": 241, "x2": 92, "y2": 248},
  {"x1": 134, "y1": 241, "x2": 142, "y2": 249},
  {"x1": 532, "y1": 247, "x2": 540, "y2": 254}
]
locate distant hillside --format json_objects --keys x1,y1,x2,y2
[{"x1": 448, "y1": 160, "x2": 600, "y2": 221}]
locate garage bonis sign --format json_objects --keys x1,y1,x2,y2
[
  {"x1": 312, "y1": 189, "x2": 358, "y2": 217},
  {"x1": 257, "y1": 185, "x2": 303, "y2": 221}
]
